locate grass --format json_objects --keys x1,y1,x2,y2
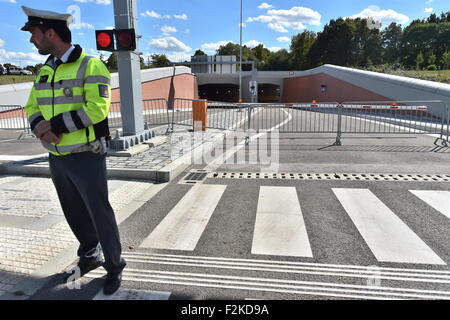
[
  {"x1": 384, "y1": 69, "x2": 450, "y2": 84},
  {"x1": 0, "y1": 75, "x2": 35, "y2": 85}
]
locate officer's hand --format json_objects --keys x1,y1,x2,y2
[
  {"x1": 41, "y1": 131, "x2": 61, "y2": 144},
  {"x1": 35, "y1": 121, "x2": 52, "y2": 139}
]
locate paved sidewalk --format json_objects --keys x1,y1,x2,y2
[
  {"x1": 0, "y1": 126, "x2": 228, "y2": 300},
  {"x1": 0, "y1": 126, "x2": 227, "y2": 181}
]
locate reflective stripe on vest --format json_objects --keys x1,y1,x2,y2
[
  {"x1": 33, "y1": 76, "x2": 110, "y2": 91},
  {"x1": 37, "y1": 96, "x2": 86, "y2": 105},
  {"x1": 41, "y1": 140, "x2": 89, "y2": 154},
  {"x1": 28, "y1": 111, "x2": 43, "y2": 124}
]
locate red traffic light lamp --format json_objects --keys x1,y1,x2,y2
[
  {"x1": 96, "y1": 30, "x2": 115, "y2": 52},
  {"x1": 95, "y1": 29, "x2": 136, "y2": 52},
  {"x1": 115, "y1": 29, "x2": 136, "y2": 51}
]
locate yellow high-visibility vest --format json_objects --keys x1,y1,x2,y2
[{"x1": 25, "y1": 45, "x2": 111, "y2": 156}]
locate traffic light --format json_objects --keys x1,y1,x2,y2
[
  {"x1": 115, "y1": 29, "x2": 136, "y2": 51},
  {"x1": 96, "y1": 30, "x2": 115, "y2": 52},
  {"x1": 95, "y1": 29, "x2": 136, "y2": 52}
]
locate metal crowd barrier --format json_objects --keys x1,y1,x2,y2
[
  {"x1": 337, "y1": 100, "x2": 449, "y2": 146},
  {"x1": 0, "y1": 105, "x2": 30, "y2": 132},
  {"x1": 107, "y1": 98, "x2": 449, "y2": 147}
]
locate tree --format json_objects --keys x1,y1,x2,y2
[
  {"x1": 415, "y1": 51, "x2": 424, "y2": 70},
  {"x1": 194, "y1": 49, "x2": 206, "y2": 56},
  {"x1": 291, "y1": 31, "x2": 317, "y2": 70},
  {"x1": 251, "y1": 44, "x2": 271, "y2": 69},
  {"x1": 382, "y1": 23, "x2": 403, "y2": 64},
  {"x1": 149, "y1": 54, "x2": 171, "y2": 68},
  {"x1": 106, "y1": 52, "x2": 118, "y2": 71},
  {"x1": 442, "y1": 50, "x2": 450, "y2": 69},
  {"x1": 261, "y1": 49, "x2": 292, "y2": 71}
]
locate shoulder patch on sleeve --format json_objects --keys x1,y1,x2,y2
[{"x1": 98, "y1": 84, "x2": 109, "y2": 98}]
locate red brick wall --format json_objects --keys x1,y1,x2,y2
[
  {"x1": 282, "y1": 73, "x2": 390, "y2": 103},
  {"x1": 112, "y1": 73, "x2": 198, "y2": 103}
]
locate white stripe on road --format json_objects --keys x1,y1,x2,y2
[
  {"x1": 0, "y1": 153, "x2": 47, "y2": 161},
  {"x1": 87, "y1": 268, "x2": 450, "y2": 300},
  {"x1": 140, "y1": 184, "x2": 227, "y2": 250},
  {"x1": 410, "y1": 190, "x2": 450, "y2": 220},
  {"x1": 332, "y1": 188, "x2": 445, "y2": 265},
  {"x1": 251, "y1": 186, "x2": 313, "y2": 257}
]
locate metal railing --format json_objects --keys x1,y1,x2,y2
[
  {"x1": 2, "y1": 98, "x2": 439, "y2": 146},
  {"x1": 0, "y1": 105, "x2": 30, "y2": 132},
  {"x1": 196, "y1": 100, "x2": 449, "y2": 146},
  {"x1": 337, "y1": 100, "x2": 449, "y2": 146}
]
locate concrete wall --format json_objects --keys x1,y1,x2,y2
[
  {"x1": 282, "y1": 72, "x2": 390, "y2": 103},
  {"x1": 112, "y1": 67, "x2": 198, "y2": 102},
  {"x1": 0, "y1": 66, "x2": 197, "y2": 107},
  {"x1": 282, "y1": 64, "x2": 450, "y2": 119}
]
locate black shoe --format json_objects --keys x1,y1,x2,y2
[
  {"x1": 103, "y1": 271, "x2": 122, "y2": 295},
  {"x1": 62, "y1": 258, "x2": 104, "y2": 282}
]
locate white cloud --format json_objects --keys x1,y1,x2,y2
[
  {"x1": 0, "y1": 48, "x2": 47, "y2": 66},
  {"x1": 268, "y1": 23, "x2": 289, "y2": 32},
  {"x1": 268, "y1": 47, "x2": 282, "y2": 52},
  {"x1": 277, "y1": 36, "x2": 290, "y2": 42},
  {"x1": 239, "y1": 23, "x2": 247, "y2": 28},
  {"x1": 258, "y1": 3, "x2": 273, "y2": 10},
  {"x1": 349, "y1": 5, "x2": 409, "y2": 26},
  {"x1": 201, "y1": 40, "x2": 234, "y2": 53},
  {"x1": 425, "y1": 0, "x2": 433, "y2": 4},
  {"x1": 70, "y1": 22, "x2": 94, "y2": 30},
  {"x1": 247, "y1": 6, "x2": 321, "y2": 33},
  {"x1": 244, "y1": 40, "x2": 263, "y2": 48},
  {"x1": 161, "y1": 25, "x2": 177, "y2": 34},
  {"x1": 74, "y1": 0, "x2": 111, "y2": 4},
  {"x1": 0, "y1": 0, "x2": 17, "y2": 3},
  {"x1": 0, "y1": 39, "x2": 4, "y2": 48},
  {"x1": 149, "y1": 36, "x2": 191, "y2": 52},
  {"x1": 424, "y1": 7, "x2": 433, "y2": 13},
  {"x1": 174, "y1": 14, "x2": 188, "y2": 20},
  {"x1": 167, "y1": 52, "x2": 191, "y2": 62},
  {"x1": 141, "y1": 10, "x2": 170, "y2": 19}
]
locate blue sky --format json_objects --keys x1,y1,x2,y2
[{"x1": 0, "y1": 0, "x2": 448, "y2": 66}]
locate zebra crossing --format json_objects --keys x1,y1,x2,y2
[
  {"x1": 139, "y1": 183, "x2": 449, "y2": 265},
  {"x1": 86, "y1": 182, "x2": 450, "y2": 300}
]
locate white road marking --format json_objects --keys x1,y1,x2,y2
[
  {"x1": 410, "y1": 190, "x2": 450, "y2": 220},
  {"x1": 0, "y1": 154, "x2": 47, "y2": 161},
  {"x1": 332, "y1": 188, "x2": 445, "y2": 265},
  {"x1": 251, "y1": 186, "x2": 313, "y2": 257},
  {"x1": 121, "y1": 252, "x2": 450, "y2": 284},
  {"x1": 87, "y1": 267, "x2": 450, "y2": 300},
  {"x1": 140, "y1": 184, "x2": 226, "y2": 250}
]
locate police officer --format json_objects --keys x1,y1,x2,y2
[{"x1": 21, "y1": 6, "x2": 126, "y2": 295}]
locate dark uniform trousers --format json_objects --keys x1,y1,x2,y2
[{"x1": 49, "y1": 151, "x2": 126, "y2": 274}]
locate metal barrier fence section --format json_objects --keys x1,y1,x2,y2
[
  {"x1": 3, "y1": 99, "x2": 447, "y2": 147},
  {"x1": 0, "y1": 105, "x2": 30, "y2": 131},
  {"x1": 338, "y1": 101, "x2": 449, "y2": 146},
  {"x1": 193, "y1": 100, "x2": 449, "y2": 146}
]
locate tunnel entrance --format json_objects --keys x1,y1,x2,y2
[
  {"x1": 258, "y1": 83, "x2": 281, "y2": 103},
  {"x1": 199, "y1": 84, "x2": 239, "y2": 102}
]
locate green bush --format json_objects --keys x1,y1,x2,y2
[{"x1": 427, "y1": 64, "x2": 437, "y2": 71}]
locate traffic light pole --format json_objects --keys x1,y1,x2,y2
[{"x1": 113, "y1": 0, "x2": 144, "y2": 137}]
